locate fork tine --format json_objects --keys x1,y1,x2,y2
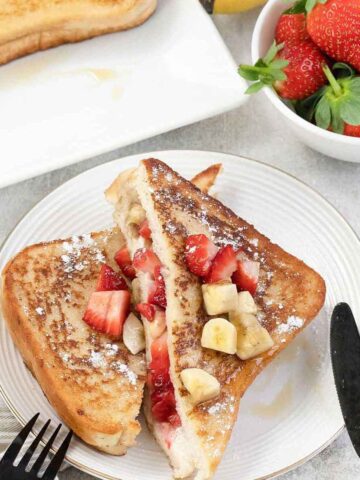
[
  {"x1": 17, "y1": 419, "x2": 51, "y2": 470},
  {"x1": 0, "y1": 413, "x2": 40, "y2": 465},
  {"x1": 29, "y1": 423, "x2": 61, "y2": 475},
  {"x1": 42, "y1": 430, "x2": 73, "y2": 480}
]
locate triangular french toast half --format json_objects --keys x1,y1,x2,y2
[{"x1": 106, "y1": 158, "x2": 326, "y2": 479}]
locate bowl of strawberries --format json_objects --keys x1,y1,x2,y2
[{"x1": 241, "y1": 0, "x2": 360, "y2": 162}]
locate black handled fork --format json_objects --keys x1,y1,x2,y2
[{"x1": 0, "y1": 413, "x2": 73, "y2": 480}]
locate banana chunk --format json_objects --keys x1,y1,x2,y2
[
  {"x1": 231, "y1": 313, "x2": 274, "y2": 360},
  {"x1": 127, "y1": 204, "x2": 146, "y2": 225},
  {"x1": 149, "y1": 310, "x2": 167, "y2": 339},
  {"x1": 180, "y1": 368, "x2": 220, "y2": 405},
  {"x1": 131, "y1": 278, "x2": 141, "y2": 305},
  {"x1": 201, "y1": 318, "x2": 237, "y2": 354},
  {"x1": 123, "y1": 313, "x2": 146, "y2": 355},
  {"x1": 232, "y1": 291, "x2": 257, "y2": 315},
  {"x1": 202, "y1": 281, "x2": 238, "y2": 315}
]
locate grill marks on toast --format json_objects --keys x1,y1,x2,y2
[
  {"x1": 139, "y1": 158, "x2": 325, "y2": 476},
  {"x1": 1, "y1": 228, "x2": 146, "y2": 454}
]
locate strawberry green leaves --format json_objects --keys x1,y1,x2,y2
[
  {"x1": 285, "y1": 0, "x2": 327, "y2": 14},
  {"x1": 296, "y1": 64, "x2": 360, "y2": 134},
  {"x1": 238, "y1": 42, "x2": 288, "y2": 95},
  {"x1": 317, "y1": 65, "x2": 360, "y2": 133}
]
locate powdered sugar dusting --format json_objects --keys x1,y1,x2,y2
[
  {"x1": 60, "y1": 234, "x2": 105, "y2": 276},
  {"x1": 111, "y1": 361, "x2": 137, "y2": 385},
  {"x1": 276, "y1": 316, "x2": 304, "y2": 335},
  {"x1": 88, "y1": 350, "x2": 105, "y2": 368}
]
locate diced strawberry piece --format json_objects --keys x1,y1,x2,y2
[
  {"x1": 185, "y1": 234, "x2": 218, "y2": 277},
  {"x1": 139, "y1": 219, "x2": 152, "y2": 240},
  {"x1": 148, "y1": 333, "x2": 181, "y2": 426},
  {"x1": 83, "y1": 290, "x2": 131, "y2": 338},
  {"x1": 150, "y1": 333, "x2": 169, "y2": 370},
  {"x1": 83, "y1": 291, "x2": 111, "y2": 333},
  {"x1": 114, "y1": 247, "x2": 136, "y2": 280},
  {"x1": 148, "y1": 266, "x2": 167, "y2": 308},
  {"x1": 96, "y1": 264, "x2": 128, "y2": 291},
  {"x1": 168, "y1": 412, "x2": 181, "y2": 427},
  {"x1": 133, "y1": 248, "x2": 162, "y2": 277},
  {"x1": 205, "y1": 245, "x2": 237, "y2": 283},
  {"x1": 105, "y1": 291, "x2": 131, "y2": 337},
  {"x1": 151, "y1": 389, "x2": 177, "y2": 423},
  {"x1": 136, "y1": 302, "x2": 156, "y2": 322},
  {"x1": 232, "y1": 260, "x2": 260, "y2": 296}
]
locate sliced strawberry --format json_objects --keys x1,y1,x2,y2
[
  {"x1": 83, "y1": 291, "x2": 111, "y2": 333},
  {"x1": 115, "y1": 247, "x2": 136, "y2": 280},
  {"x1": 185, "y1": 234, "x2": 218, "y2": 277},
  {"x1": 136, "y1": 302, "x2": 156, "y2": 322},
  {"x1": 232, "y1": 260, "x2": 260, "y2": 296},
  {"x1": 133, "y1": 248, "x2": 161, "y2": 277},
  {"x1": 148, "y1": 266, "x2": 167, "y2": 308},
  {"x1": 83, "y1": 290, "x2": 131, "y2": 338},
  {"x1": 205, "y1": 245, "x2": 237, "y2": 283},
  {"x1": 139, "y1": 219, "x2": 152, "y2": 240},
  {"x1": 96, "y1": 264, "x2": 128, "y2": 291}
]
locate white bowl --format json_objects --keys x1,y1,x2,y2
[{"x1": 251, "y1": 0, "x2": 360, "y2": 162}]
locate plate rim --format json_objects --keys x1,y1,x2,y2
[{"x1": 0, "y1": 149, "x2": 353, "y2": 480}]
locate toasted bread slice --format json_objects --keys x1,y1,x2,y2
[
  {"x1": 1, "y1": 228, "x2": 147, "y2": 455},
  {"x1": 0, "y1": 165, "x2": 220, "y2": 456},
  {"x1": 0, "y1": 0, "x2": 156, "y2": 65},
  {"x1": 106, "y1": 159, "x2": 326, "y2": 479}
]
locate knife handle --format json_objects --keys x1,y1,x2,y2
[{"x1": 199, "y1": 0, "x2": 267, "y2": 14}]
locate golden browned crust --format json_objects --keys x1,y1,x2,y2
[
  {"x1": 138, "y1": 159, "x2": 326, "y2": 477},
  {"x1": 190, "y1": 164, "x2": 222, "y2": 195},
  {"x1": 0, "y1": 0, "x2": 156, "y2": 65},
  {"x1": 0, "y1": 228, "x2": 146, "y2": 454}
]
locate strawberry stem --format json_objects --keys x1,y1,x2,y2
[{"x1": 323, "y1": 65, "x2": 342, "y2": 98}]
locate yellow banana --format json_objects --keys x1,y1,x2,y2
[{"x1": 200, "y1": 0, "x2": 266, "y2": 14}]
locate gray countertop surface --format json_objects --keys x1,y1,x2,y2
[{"x1": 1, "y1": 7, "x2": 360, "y2": 480}]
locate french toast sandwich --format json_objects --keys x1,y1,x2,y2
[
  {"x1": 106, "y1": 158, "x2": 326, "y2": 479},
  {"x1": 0, "y1": 0, "x2": 157, "y2": 65},
  {"x1": 1, "y1": 228, "x2": 146, "y2": 455}
]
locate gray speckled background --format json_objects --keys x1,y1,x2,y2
[{"x1": 1, "y1": 8, "x2": 360, "y2": 480}]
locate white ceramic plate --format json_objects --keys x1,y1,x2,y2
[
  {"x1": 0, "y1": 150, "x2": 357, "y2": 480},
  {"x1": 0, "y1": 1, "x2": 247, "y2": 189}
]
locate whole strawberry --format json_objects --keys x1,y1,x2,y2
[
  {"x1": 344, "y1": 124, "x2": 360, "y2": 137},
  {"x1": 239, "y1": 40, "x2": 328, "y2": 100},
  {"x1": 307, "y1": 0, "x2": 360, "y2": 71},
  {"x1": 275, "y1": 10, "x2": 310, "y2": 44}
]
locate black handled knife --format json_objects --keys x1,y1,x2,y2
[{"x1": 331, "y1": 302, "x2": 360, "y2": 456}]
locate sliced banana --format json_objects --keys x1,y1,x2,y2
[
  {"x1": 202, "y1": 281, "x2": 238, "y2": 315},
  {"x1": 231, "y1": 312, "x2": 274, "y2": 360},
  {"x1": 127, "y1": 204, "x2": 146, "y2": 225},
  {"x1": 149, "y1": 310, "x2": 167, "y2": 339},
  {"x1": 123, "y1": 313, "x2": 146, "y2": 355},
  {"x1": 235, "y1": 291, "x2": 257, "y2": 315},
  {"x1": 180, "y1": 368, "x2": 220, "y2": 405},
  {"x1": 131, "y1": 278, "x2": 141, "y2": 305},
  {"x1": 201, "y1": 317, "x2": 237, "y2": 354}
]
